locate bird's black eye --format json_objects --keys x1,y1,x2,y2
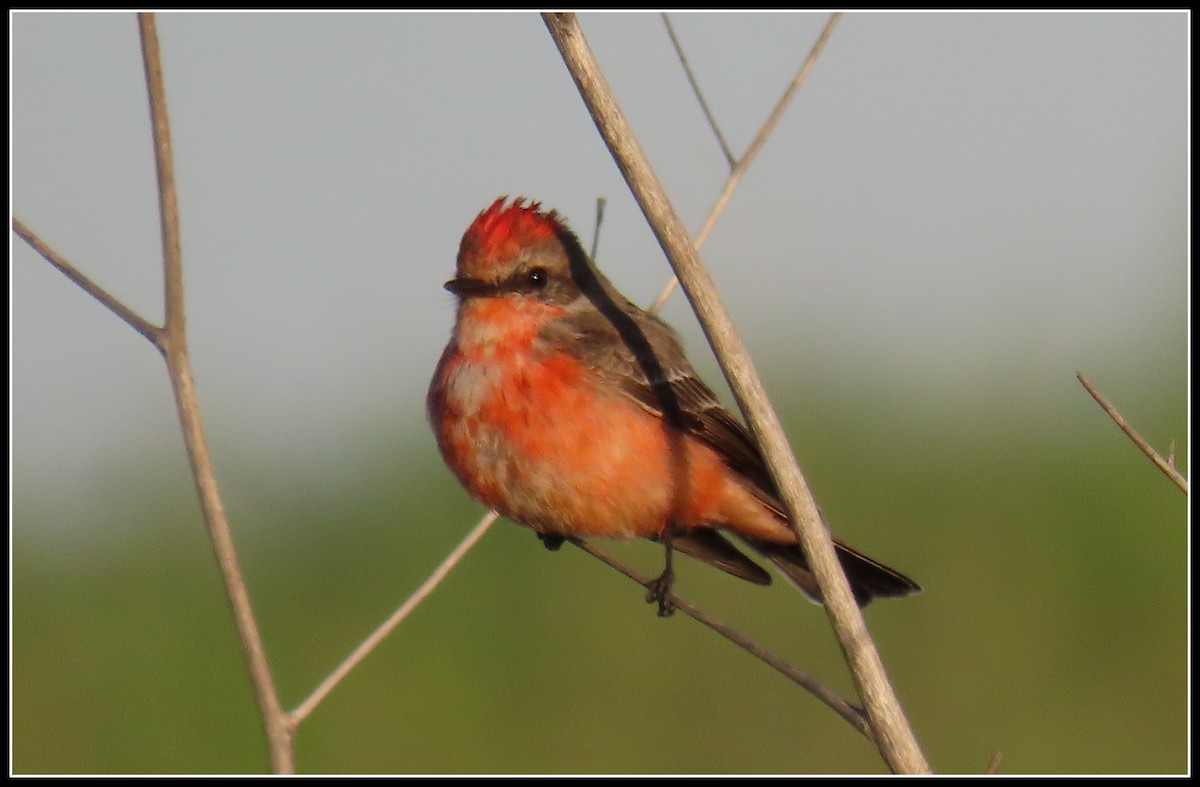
[{"x1": 527, "y1": 267, "x2": 549, "y2": 289}]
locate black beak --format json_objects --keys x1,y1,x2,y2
[{"x1": 444, "y1": 277, "x2": 497, "y2": 298}]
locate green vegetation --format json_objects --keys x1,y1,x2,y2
[{"x1": 12, "y1": 367, "x2": 1186, "y2": 774}]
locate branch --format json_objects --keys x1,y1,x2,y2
[
  {"x1": 1077, "y1": 372, "x2": 1188, "y2": 494},
  {"x1": 18, "y1": 16, "x2": 293, "y2": 771},
  {"x1": 11, "y1": 218, "x2": 161, "y2": 346},
  {"x1": 138, "y1": 14, "x2": 293, "y2": 773},
  {"x1": 653, "y1": 12, "x2": 842, "y2": 312},
  {"x1": 589, "y1": 196, "x2": 607, "y2": 260},
  {"x1": 543, "y1": 13, "x2": 929, "y2": 774},
  {"x1": 289, "y1": 511, "x2": 498, "y2": 727},
  {"x1": 662, "y1": 13, "x2": 736, "y2": 168},
  {"x1": 570, "y1": 539, "x2": 873, "y2": 738}
]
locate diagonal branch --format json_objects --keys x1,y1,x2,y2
[
  {"x1": 1077, "y1": 372, "x2": 1188, "y2": 494},
  {"x1": 289, "y1": 511, "x2": 498, "y2": 727},
  {"x1": 662, "y1": 13, "x2": 736, "y2": 168},
  {"x1": 570, "y1": 538, "x2": 873, "y2": 738},
  {"x1": 653, "y1": 12, "x2": 842, "y2": 312},
  {"x1": 543, "y1": 12, "x2": 929, "y2": 774},
  {"x1": 12, "y1": 217, "x2": 162, "y2": 346}
]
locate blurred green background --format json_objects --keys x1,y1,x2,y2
[{"x1": 13, "y1": 353, "x2": 1186, "y2": 774}]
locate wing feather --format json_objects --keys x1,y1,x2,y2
[{"x1": 541, "y1": 303, "x2": 784, "y2": 513}]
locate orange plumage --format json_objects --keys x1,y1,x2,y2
[{"x1": 429, "y1": 197, "x2": 920, "y2": 608}]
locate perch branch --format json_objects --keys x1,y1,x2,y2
[
  {"x1": 543, "y1": 12, "x2": 929, "y2": 774},
  {"x1": 570, "y1": 538, "x2": 873, "y2": 738}
]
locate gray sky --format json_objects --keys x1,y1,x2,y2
[{"x1": 12, "y1": 11, "x2": 1188, "y2": 531}]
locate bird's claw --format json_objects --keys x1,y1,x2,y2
[
  {"x1": 537, "y1": 533, "x2": 565, "y2": 551},
  {"x1": 645, "y1": 570, "x2": 677, "y2": 617}
]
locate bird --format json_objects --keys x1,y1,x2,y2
[{"x1": 427, "y1": 197, "x2": 920, "y2": 613}]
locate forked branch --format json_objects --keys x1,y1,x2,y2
[
  {"x1": 653, "y1": 12, "x2": 842, "y2": 311},
  {"x1": 15, "y1": 13, "x2": 294, "y2": 774}
]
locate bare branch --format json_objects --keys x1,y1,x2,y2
[
  {"x1": 290, "y1": 511, "x2": 498, "y2": 727},
  {"x1": 590, "y1": 196, "x2": 607, "y2": 260},
  {"x1": 140, "y1": 15, "x2": 183, "y2": 347},
  {"x1": 137, "y1": 13, "x2": 293, "y2": 773},
  {"x1": 730, "y1": 13, "x2": 842, "y2": 196},
  {"x1": 12, "y1": 218, "x2": 162, "y2": 346},
  {"x1": 986, "y1": 750, "x2": 1004, "y2": 774},
  {"x1": 1077, "y1": 372, "x2": 1187, "y2": 494},
  {"x1": 662, "y1": 13, "x2": 736, "y2": 168},
  {"x1": 652, "y1": 13, "x2": 842, "y2": 312},
  {"x1": 543, "y1": 12, "x2": 929, "y2": 774},
  {"x1": 20, "y1": 15, "x2": 293, "y2": 772},
  {"x1": 570, "y1": 538, "x2": 873, "y2": 738}
]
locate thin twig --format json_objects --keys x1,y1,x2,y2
[
  {"x1": 570, "y1": 538, "x2": 873, "y2": 738},
  {"x1": 543, "y1": 13, "x2": 929, "y2": 774},
  {"x1": 653, "y1": 12, "x2": 842, "y2": 312},
  {"x1": 590, "y1": 196, "x2": 607, "y2": 260},
  {"x1": 289, "y1": 511, "x2": 498, "y2": 727},
  {"x1": 662, "y1": 13, "x2": 736, "y2": 168},
  {"x1": 986, "y1": 751, "x2": 1004, "y2": 774},
  {"x1": 12, "y1": 218, "x2": 162, "y2": 346},
  {"x1": 138, "y1": 14, "x2": 293, "y2": 773},
  {"x1": 1077, "y1": 372, "x2": 1188, "y2": 494}
]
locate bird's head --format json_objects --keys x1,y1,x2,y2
[{"x1": 447, "y1": 197, "x2": 583, "y2": 305}]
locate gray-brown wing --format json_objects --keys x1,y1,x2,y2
[
  {"x1": 541, "y1": 302, "x2": 784, "y2": 513},
  {"x1": 540, "y1": 302, "x2": 922, "y2": 604},
  {"x1": 664, "y1": 530, "x2": 772, "y2": 585}
]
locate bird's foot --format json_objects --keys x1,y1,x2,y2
[
  {"x1": 645, "y1": 568, "x2": 677, "y2": 617},
  {"x1": 537, "y1": 532, "x2": 565, "y2": 551}
]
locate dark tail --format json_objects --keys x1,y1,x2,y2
[
  {"x1": 668, "y1": 529, "x2": 920, "y2": 607},
  {"x1": 755, "y1": 538, "x2": 921, "y2": 607}
]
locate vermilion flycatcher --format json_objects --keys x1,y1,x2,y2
[{"x1": 428, "y1": 197, "x2": 919, "y2": 612}]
